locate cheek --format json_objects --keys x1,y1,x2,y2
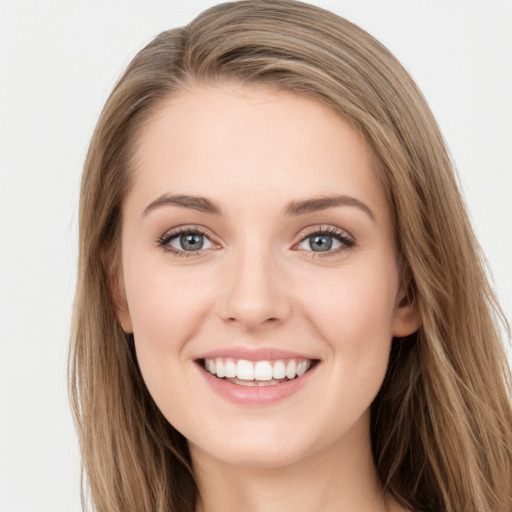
[
  {"x1": 126, "y1": 263, "x2": 208, "y2": 337},
  {"x1": 122, "y1": 263, "x2": 216, "y2": 426},
  {"x1": 300, "y1": 261, "x2": 398, "y2": 384},
  {"x1": 122, "y1": 261, "x2": 217, "y2": 387},
  {"x1": 303, "y1": 261, "x2": 398, "y2": 337}
]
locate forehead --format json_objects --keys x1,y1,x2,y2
[{"x1": 127, "y1": 83, "x2": 388, "y2": 218}]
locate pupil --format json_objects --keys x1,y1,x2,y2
[
  {"x1": 310, "y1": 234, "x2": 332, "y2": 252},
  {"x1": 181, "y1": 233, "x2": 203, "y2": 251}
]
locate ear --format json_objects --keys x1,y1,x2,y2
[
  {"x1": 101, "y1": 249, "x2": 133, "y2": 334},
  {"x1": 392, "y1": 284, "x2": 421, "y2": 337}
]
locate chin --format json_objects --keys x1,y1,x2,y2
[
  {"x1": 187, "y1": 422, "x2": 323, "y2": 470},
  {"x1": 198, "y1": 443, "x2": 309, "y2": 470}
]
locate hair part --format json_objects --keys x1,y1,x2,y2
[{"x1": 70, "y1": 1, "x2": 512, "y2": 511}]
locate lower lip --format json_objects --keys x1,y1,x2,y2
[{"x1": 197, "y1": 363, "x2": 316, "y2": 405}]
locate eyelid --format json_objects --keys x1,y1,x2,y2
[
  {"x1": 156, "y1": 223, "x2": 355, "y2": 257},
  {"x1": 293, "y1": 225, "x2": 355, "y2": 256},
  {"x1": 157, "y1": 225, "x2": 221, "y2": 256}
]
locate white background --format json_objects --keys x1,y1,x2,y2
[{"x1": 0, "y1": 1, "x2": 510, "y2": 511}]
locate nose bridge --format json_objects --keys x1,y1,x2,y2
[{"x1": 219, "y1": 237, "x2": 290, "y2": 328}]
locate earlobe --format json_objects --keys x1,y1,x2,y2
[
  {"x1": 101, "y1": 249, "x2": 133, "y2": 334},
  {"x1": 392, "y1": 286, "x2": 421, "y2": 337},
  {"x1": 112, "y1": 274, "x2": 133, "y2": 334}
]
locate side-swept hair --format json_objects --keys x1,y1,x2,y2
[{"x1": 70, "y1": 1, "x2": 512, "y2": 511}]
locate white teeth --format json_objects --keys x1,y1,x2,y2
[
  {"x1": 216, "y1": 360, "x2": 225, "y2": 378},
  {"x1": 272, "y1": 360, "x2": 286, "y2": 379},
  {"x1": 204, "y1": 357, "x2": 314, "y2": 382},
  {"x1": 236, "y1": 359, "x2": 255, "y2": 380},
  {"x1": 206, "y1": 359, "x2": 215, "y2": 374},
  {"x1": 286, "y1": 360, "x2": 297, "y2": 379},
  {"x1": 254, "y1": 361, "x2": 273, "y2": 381},
  {"x1": 297, "y1": 360, "x2": 311, "y2": 376},
  {"x1": 224, "y1": 359, "x2": 237, "y2": 378}
]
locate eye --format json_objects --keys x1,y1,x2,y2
[
  {"x1": 158, "y1": 228, "x2": 215, "y2": 255},
  {"x1": 296, "y1": 227, "x2": 354, "y2": 255}
]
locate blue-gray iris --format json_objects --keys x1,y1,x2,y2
[
  {"x1": 309, "y1": 235, "x2": 332, "y2": 252},
  {"x1": 181, "y1": 233, "x2": 204, "y2": 251}
]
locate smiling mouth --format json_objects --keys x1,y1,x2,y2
[{"x1": 200, "y1": 357, "x2": 317, "y2": 387}]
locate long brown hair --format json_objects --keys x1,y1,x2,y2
[{"x1": 69, "y1": 1, "x2": 512, "y2": 511}]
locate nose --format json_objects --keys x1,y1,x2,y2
[{"x1": 218, "y1": 246, "x2": 292, "y2": 330}]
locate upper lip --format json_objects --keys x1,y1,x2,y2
[{"x1": 195, "y1": 346, "x2": 318, "y2": 361}]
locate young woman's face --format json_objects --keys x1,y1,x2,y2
[{"x1": 117, "y1": 84, "x2": 418, "y2": 469}]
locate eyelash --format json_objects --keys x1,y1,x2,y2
[
  {"x1": 157, "y1": 225, "x2": 355, "y2": 258},
  {"x1": 157, "y1": 226, "x2": 212, "y2": 258},
  {"x1": 296, "y1": 226, "x2": 355, "y2": 257}
]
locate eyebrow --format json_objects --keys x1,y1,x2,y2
[
  {"x1": 143, "y1": 194, "x2": 223, "y2": 216},
  {"x1": 283, "y1": 195, "x2": 376, "y2": 221},
  {"x1": 142, "y1": 193, "x2": 375, "y2": 221}
]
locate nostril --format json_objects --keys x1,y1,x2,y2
[{"x1": 225, "y1": 316, "x2": 279, "y2": 325}]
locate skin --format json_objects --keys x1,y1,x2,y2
[{"x1": 115, "y1": 83, "x2": 419, "y2": 512}]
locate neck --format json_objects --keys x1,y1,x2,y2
[{"x1": 191, "y1": 416, "x2": 392, "y2": 512}]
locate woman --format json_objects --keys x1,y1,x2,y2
[{"x1": 69, "y1": 1, "x2": 512, "y2": 511}]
